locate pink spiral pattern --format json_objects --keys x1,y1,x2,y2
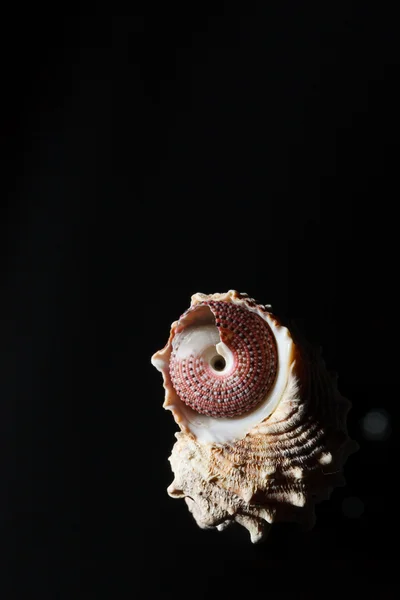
[{"x1": 169, "y1": 301, "x2": 278, "y2": 417}]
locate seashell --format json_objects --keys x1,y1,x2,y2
[{"x1": 151, "y1": 290, "x2": 358, "y2": 543}]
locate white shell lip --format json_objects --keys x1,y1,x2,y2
[{"x1": 151, "y1": 290, "x2": 296, "y2": 445}]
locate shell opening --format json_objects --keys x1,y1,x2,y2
[
  {"x1": 169, "y1": 301, "x2": 279, "y2": 420},
  {"x1": 211, "y1": 356, "x2": 226, "y2": 372},
  {"x1": 152, "y1": 292, "x2": 296, "y2": 444}
]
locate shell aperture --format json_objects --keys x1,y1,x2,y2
[
  {"x1": 151, "y1": 290, "x2": 358, "y2": 543},
  {"x1": 169, "y1": 301, "x2": 278, "y2": 418}
]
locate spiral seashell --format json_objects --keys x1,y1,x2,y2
[{"x1": 151, "y1": 290, "x2": 358, "y2": 543}]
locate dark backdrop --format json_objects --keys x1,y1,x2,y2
[{"x1": 1, "y1": 5, "x2": 397, "y2": 597}]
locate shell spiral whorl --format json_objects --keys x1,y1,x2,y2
[{"x1": 169, "y1": 301, "x2": 278, "y2": 418}]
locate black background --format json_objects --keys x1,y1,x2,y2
[{"x1": 1, "y1": 5, "x2": 398, "y2": 597}]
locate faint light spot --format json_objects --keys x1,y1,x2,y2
[
  {"x1": 288, "y1": 492, "x2": 306, "y2": 507},
  {"x1": 289, "y1": 466, "x2": 303, "y2": 479},
  {"x1": 361, "y1": 409, "x2": 391, "y2": 441},
  {"x1": 342, "y1": 496, "x2": 364, "y2": 519},
  {"x1": 318, "y1": 451, "x2": 332, "y2": 465}
]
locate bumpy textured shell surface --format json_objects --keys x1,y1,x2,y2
[{"x1": 151, "y1": 290, "x2": 357, "y2": 543}]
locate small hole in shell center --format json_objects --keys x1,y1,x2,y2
[{"x1": 210, "y1": 356, "x2": 226, "y2": 372}]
